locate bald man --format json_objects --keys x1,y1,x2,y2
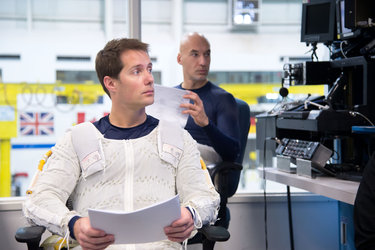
[{"x1": 175, "y1": 32, "x2": 240, "y2": 166}]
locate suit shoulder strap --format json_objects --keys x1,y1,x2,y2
[
  {"x1": 71, "y1": 122, "x2": 105, "y2": 177},
  {"x1": 157, "y1": 120, "x2": 184, "y2": 167}
]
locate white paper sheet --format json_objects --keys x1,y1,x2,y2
[
  {"x1": 88, "y1": 195, "x2": 181, "y2": 244},
  {"x1": 146, "y1": 85, "x2": 190, "y2": 128}
]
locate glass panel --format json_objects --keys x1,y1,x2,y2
[
  {"x1": 209, "y1": 71, "x2": 282, "y2": 84},
  {"x1": 32, "y1": 0, "x2": 103, "y2": 30},
  {"x1": 56, "y1": 70, "x2": 99, "y2": 84},
  {"x1": 152, "y1": 71, "x2": 162, "y2": 85}
]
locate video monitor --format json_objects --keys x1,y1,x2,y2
[{"x1": 301, "y1": 0, "x2": 336, "y2": 44}]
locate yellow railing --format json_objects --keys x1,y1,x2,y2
[
  {"x1": 0, "y1": 82, "x2": 326, "y2": 196},
  {"x1": 220, "y1": 83, "x2": 325, "y2": 105}
]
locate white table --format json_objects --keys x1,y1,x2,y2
[{"x1": 259, "y1": 167, "x2": 359, "y2": 205}]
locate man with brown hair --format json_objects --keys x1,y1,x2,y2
[{"x1": 24, "y1": 38, "x2": 220, "y2": 250}]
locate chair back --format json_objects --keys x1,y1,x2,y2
[
  {"x1": 223, "y1": 98, "x2": 250, "y2": 197},
  {"x1": 212, "y1": 98, "x2": 250, "y2": 199},
  {"x1": 235, "y1": 98, "x2": 251, "y2": 164}
]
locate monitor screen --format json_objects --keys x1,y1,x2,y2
[{"x1": 301, "y1": 0, "x2": 336, "y2": 44}]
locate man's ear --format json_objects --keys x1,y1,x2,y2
[
  {"x1": 104, "y1": 76, "x2": 116, "y2": 93},
  {"x1": 177, "y1": 53, "x2": 182, "y2": 65}
]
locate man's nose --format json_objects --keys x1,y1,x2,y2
[
  {"x1": 199, "y1": 55, "x2": 208, "y2": 65},
  {"x1": 145, "y1": 71, "x2": 154, "y2": 85}
]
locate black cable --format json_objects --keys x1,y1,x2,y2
[
  {"x1": 264, "y1": 136, "x2": 296, "y2": 250},
  {"x1": 262, "y1": 135, "x2": 285, "y2": 249},
  {"x1": 287, "y1": 185, "x2": 295, "y2": 250},
  {"x1": 262, "y1": 137, "x2": 269, "y2": 250},
  {"x1": 330, "y1": 148, "x2": 340, "y2": 162}
]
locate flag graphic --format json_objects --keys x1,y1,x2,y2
[
  {"x1": 19, "y1": 112, "x2": 54, "y2": 136},
  {"x1": 76, "y1": 112, "x2": 110, "y2": 124}
]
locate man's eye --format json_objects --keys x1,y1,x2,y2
[
  {"x1": 148, "y1": 68, "x2": 152, "y2": 73},
  {"x1": 134, "y1": 70, "x2": 140, "y2": 75}
]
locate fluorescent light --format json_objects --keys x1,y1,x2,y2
[
  {"x1": 243, "y1": 14, "x2": 252, "y2": 24},
  {"x1": 234, "y1": 14, "x2": 244, "y2": 24}
]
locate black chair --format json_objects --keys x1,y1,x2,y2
[
  {"x1": 16, "y1": 98, "x2": 251, "y2": 250},
  {"x1": 188, "y1": 98, "x2": 251, "y2": 249}
]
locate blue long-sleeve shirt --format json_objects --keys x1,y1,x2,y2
[
  {"x1": 176, "y1": 81, "x2": 240, "y2": 162},
  {"x1": 93, "y1": 115, "x2": 159, "y2": 140}
]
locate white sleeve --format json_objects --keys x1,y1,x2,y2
[
  {"x1": 177, "y1": 130, "x2": 220, "y2": 229},
  {"x1": 23, "y1": 130, "x2": 81, "y2": 236}
]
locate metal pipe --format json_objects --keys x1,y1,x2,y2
[{"x1": 128, "y1": 0, "x2": 141, "y2": 39}]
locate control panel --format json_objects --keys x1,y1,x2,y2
[{"x1": 275, "y1": 138, "x2": 333, "y2": 169}]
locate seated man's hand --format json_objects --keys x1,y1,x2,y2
[
  {"x1": 181, "y1": 91, "x2": 209, "y2": 127},
  {"x1": 74, "y1": 217, "x2": 114, "y2": 250},
  {"x1": 164, "y1": 207, "x2": 194, "y2": 242}
]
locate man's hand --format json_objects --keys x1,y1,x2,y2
[
  {"x1": 164, "y1": 207, "x2": 194, "y2": 242},
  {"x1": 180, "y1": 91, "x2": 209, "y2": 127},
  {"x1": 73, "y1": 217, "x2": 114, "y2": 250}
]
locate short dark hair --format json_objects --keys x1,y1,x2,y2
[{"x1": 95, "y1": 38, "x2": 149, "y2": 97}]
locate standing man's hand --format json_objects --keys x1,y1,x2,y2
[
  {"x1": 181, "y1": 91, "x2": 209, "y2": 127},
  {"x1": 164, "y1": 207, "x2": 195, "y2": 242},
  {"x1": 73, "y1": 217, "x2": 114, "y2": 250}
]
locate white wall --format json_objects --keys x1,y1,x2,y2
[{"x1": 0, "y1": 30, "x2": 105, "y2": 83}]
